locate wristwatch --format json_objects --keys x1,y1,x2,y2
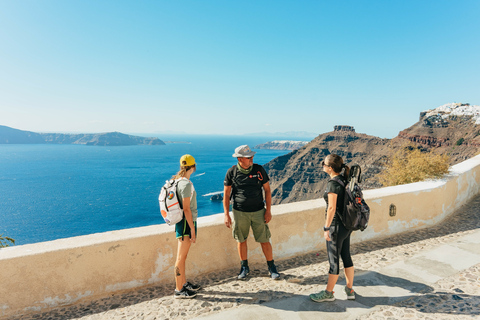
[{"x1": 323, "y1": 226, "x2": 330, "y2": 231}]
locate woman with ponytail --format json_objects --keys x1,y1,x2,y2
[
  {"x1": 310, "y1": 154, "x2": 356, "y2": 302},
  {"x1": 172, "y1": 154, "x2": 201, "y2": 299}
]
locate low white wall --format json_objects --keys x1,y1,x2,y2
[{"x1": 1, "y1": 154, "x2": 480, "y2": 318}]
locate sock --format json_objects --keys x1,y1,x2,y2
[
  {"x1": 241, "y1": 259, "x2": 248, "y2": 267},
  {"x1": 267, "y1": 260, "x2": 275, "y2": 268}
]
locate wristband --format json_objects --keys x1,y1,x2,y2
[{"x1": 323, "y1": 226, "x2": 330, "y2": 231}]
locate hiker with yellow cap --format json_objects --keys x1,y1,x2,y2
[
  {"x1": 223, "y1": 145, "x2": 280, "y2": 280},
  {"x1": 172, "y1": 154, "x2": 201, "y2": 299}
]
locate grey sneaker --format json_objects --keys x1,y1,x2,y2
[
  {"x1": 268, "y1": 264, "x2": 280, "y2": 280},
  {"x1": 310, "y1": 290, "x2": 335, "y2": 302},
  {"x1": 345, "y1": 286, "x2": 355, "y2": 300},
  {"x1": 238, "y1": 265, "x2": 250, "y2": 280},
  {"x1": 184, "y1": 282, "x2": 201, "y2": 292},
  {"x1": 174, "y1": 287, "x2": 197, "y2": 299}
]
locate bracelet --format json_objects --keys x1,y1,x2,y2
[{"x1": 323, "y1": 226, "x2": 330, "y2": 231}]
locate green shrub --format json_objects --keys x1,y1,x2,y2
[
  {"x1": 0, "y1": 235, "x2": 15, "y2": 248},
  {"x1": 456, "y1": 138, "x2": 464, "y2": 146},
  {"x1": 379, "y1": 144, "x2": 450, "y2": 187}
]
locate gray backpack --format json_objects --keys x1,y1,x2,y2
[{"x1": 332, "y1": 165, "x2": 370, "y2": 231}]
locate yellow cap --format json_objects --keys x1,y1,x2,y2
[{"x1": 180, "y1": 154, "x2": 196, "y2": 167}]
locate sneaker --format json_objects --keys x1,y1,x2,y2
[
  {"x1": 238, "y1": 265, "x2": 250, "y2": 280},
  {"x1": 174, "y1": 287, "x2": 197, "y2": 299},
  {"x1": 184, "y1": 281, "x2": 201, "y2": 292},
  {"x1": 310, "y1": 290, "x2": 335, "y2": 302},
  {"x1": 268, "y1": 264, "x2": 280, "y2": 280},
  {"x1": 345, "y1": 286, "x2": 355, "y2": 300}
]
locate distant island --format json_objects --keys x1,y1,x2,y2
[
  {"x1": 0, "y1": 125, "x2": 165, "y2": 146},
  {"x1": 255, "y1": 140, "x2": 310, "y2": 150}
]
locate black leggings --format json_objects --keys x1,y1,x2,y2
[{"x1": 327, "y1": 220, "x2": 353, "y2": 275}]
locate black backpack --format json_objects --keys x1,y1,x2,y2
[{"x1": 332, "y1": 164, "x2": 370, "y2": 231}]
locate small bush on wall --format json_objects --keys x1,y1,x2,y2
[{"x1": 379, "y1": 144, "x2": 450, "y2": 187}]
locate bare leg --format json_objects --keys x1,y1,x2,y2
[
  {"x1": 260, "y1": 242, "x2": 273, "y2": 261},
  {"x1": 326, "y1": 274, "x2": 339, "y2": 292},
  {"x1": 238, "y1": 241, "x2": 248, "y2": 260},
  {"x1": 345, "y1": 266, "x2": 354, "y2": 288},
  {"x1": 175, "y1": 237, "x2": 192, "y2": 291}
]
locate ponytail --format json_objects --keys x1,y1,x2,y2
[
  {"x1": 172, "y1": 165, "x2": 195, "y2": 180},
  {"x1": 343, "y1": 164, "x2": 350, "y2": 181}
]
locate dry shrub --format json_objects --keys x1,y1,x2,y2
[
  {"x1": 0, "y1": 235, "x2": 15, "y2": 248},
  {"x1": 379, "y1": 144, "x2": 450, "y2": 187}
]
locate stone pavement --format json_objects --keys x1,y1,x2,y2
[{"x1": 7, "y1": 194, "x2": 480, "y2": 320}]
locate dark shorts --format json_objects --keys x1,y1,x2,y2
[{"x1": 175, "y1": 217, "x2": 197, "y2": 240}]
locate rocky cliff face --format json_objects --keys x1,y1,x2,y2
[
  {"x1": 265, "y1": 103, "x2": 480, "y2": 205},
  {"x1": 397, "y1": 103, "x2": 480, "y2": 164},
  {"x1": 264, "y1": 126, "x2": 391, "y2": 204}
]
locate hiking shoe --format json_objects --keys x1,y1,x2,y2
[
  {"x1": 268, "y1": 264, "x2": 280, "y2": 280},
  {"x1": 345, "y1": 286, "x2": 355, "y2": 300},
  {"x1": 184, "y1": 281, "x2": 201, "y2": 292},
  {"x1": 174, "y1": 287, "x2": 197, "y2": 299},
  {"x1": 238, "y1": 265, "x2": 250, "y2": 280},
  {"x1": 310, "y1": 290, "x2": 335, "y2": 302}
]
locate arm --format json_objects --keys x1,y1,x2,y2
[
  {"x1": 223, "y1": 185, "x2": 232, "y2": 228},
  {"x1": 324, "y1": 192, "x2": 337, "y2": 241},
  {"x1": 263, "y1": 182, "x2": 272, "y2": 223},
  {"x1": 182, "y1": 197, "x2": 196, "y2": 243}
]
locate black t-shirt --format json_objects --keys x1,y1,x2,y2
[
  {"x1": 323, "y1": 175, "x2": 346, "y2": 223},
  {"x1": 224, "y1": 164, "x2": 270, "y2": 212}
]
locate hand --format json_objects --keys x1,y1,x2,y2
[
  {"x1": 224, "y1": 214, "x2": 232, "y2": 228},
  {"x1": 324, "y1": 230, "x2": 331, "y2": 241},
  {"x1": 264, "y1": 208, "x2": 272, "y2": 224},
  {"x1": 190, "y1": 231, "x2": 196, "y2": 244}
]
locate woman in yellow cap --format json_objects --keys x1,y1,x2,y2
[{"x1": 173, "y1": 154, "x2": 201, "y2": 299}]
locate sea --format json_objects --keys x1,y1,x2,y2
[{"x1": 0, "y1": 135, "x2": 293, "y2": 245}]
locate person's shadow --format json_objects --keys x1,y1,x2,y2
[
  {"x1": 266, "y1": 269, "x2": 478, "y2": 316},
  {"x1": 200, "y1": 269, "x2": 480, "y2": 317}
]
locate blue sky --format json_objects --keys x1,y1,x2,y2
[{"x1": 0, "y1": 1, "x2": 479, "y2": 138}]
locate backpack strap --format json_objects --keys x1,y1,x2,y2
[
  {"x1": 331, "y1": 176, "x2": 345, "y2": 188},
  {"x1": 230, "y1": 165, "x2": 237, "y2": 201},
  {"x1": 174, "y1": 179, "x2": 184, "y2": 209}
]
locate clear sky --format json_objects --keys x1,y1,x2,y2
[{"x1": 0, "y1": 1, "x2": 479, "y2": 138}]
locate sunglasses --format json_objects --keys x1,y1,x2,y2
[{"x1": 321, "y1": 161, "x2": 330, "y2": 167}]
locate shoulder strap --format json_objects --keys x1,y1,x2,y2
[
  {"x1": 173, "y1": 179, "x2": 183, "y2": 209},
  {"x1": 230, "y1": 165, "x2": 238, "y2": 200},
  {"x1": 331, "y1": 176, "x2": 345, "y2": 188}
]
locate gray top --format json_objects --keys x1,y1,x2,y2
[{"x1": 177, "y1": 178, "x2": 197, "y2": 221}]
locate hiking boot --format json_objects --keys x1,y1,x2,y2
[
  {"x1": 238, "y1": 265, "x2": 250, "y2": 280},
  {"x1": 345, "y1": 286, "x2": 355, "y2": 300},
  {"x1": 268, "y1": 263, "x2": 280, "y2": 280},
  {"x1": 184, "y1": 281, "x2": 201, "y2": 292},
  {"x1": 309, "y1": 290, "x2": 335, "y2": 302},
  {"x1": 174, "y1": 287, "x2": 197, "y2": 299}
]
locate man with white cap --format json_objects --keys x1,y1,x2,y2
[{"x1": 223, "y1": 145, "x2": 280, "y2": 280}]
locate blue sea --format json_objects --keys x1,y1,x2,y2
[{"x1": 0, "y1": 135, "x2": 291, "y2": 245}]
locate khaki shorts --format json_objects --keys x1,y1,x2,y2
[{"x1": 232, "y1": 208, "x2": 271, "y2": 243}]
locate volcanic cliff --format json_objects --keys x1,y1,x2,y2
[
  {"x1": 397, "y1": 103, "x2": 480, "y2": 164},
  {"x1": 264, "y1": 103, "x2": 480, "y2": 205},
  {"x1": 263, "y1": 126, "x2": 391, "y2": 204}
]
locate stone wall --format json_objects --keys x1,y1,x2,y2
[{"x1": 1, "y1": 155, "x2": 480, "y2": 319}]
